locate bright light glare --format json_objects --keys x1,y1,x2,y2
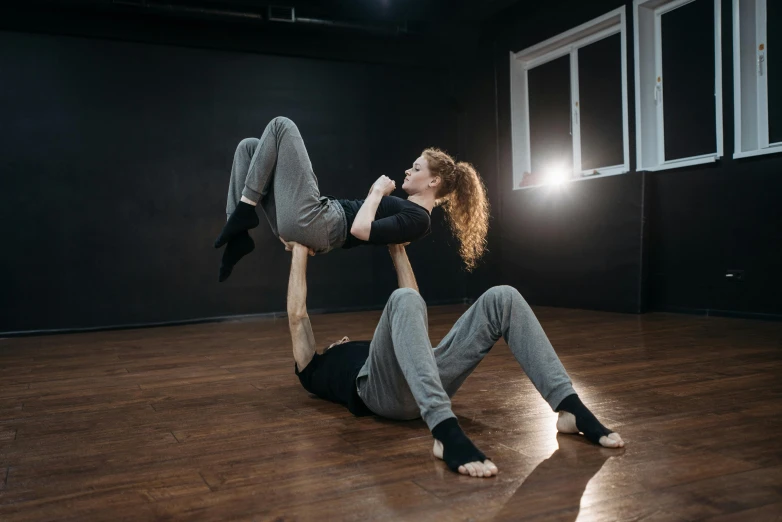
[{"x1": 545, "y1": 165, "x2": 570, "y2": 186}]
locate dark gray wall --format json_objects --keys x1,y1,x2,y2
[
  {"x1": 643, "y1": 0, "x2": 782, "y2": 318},
  {"x1": 0, "y1": 29, "x2": 470, "y2": 333},
  {"x1": 4, "y1": 0, "x2": 778, "y2": 334},
  {"x1": 482, "y1": 1, "x2": 645, "y2": 313},
  {"x1": 470, "y1": 0, "x2": 781, "y2": 316},
  {"x1": 647, "y1": 155, "x2": 782, "y2": 317},
  {"x1": 498, "y1": 174, "x2": 644, "y2": 313}
]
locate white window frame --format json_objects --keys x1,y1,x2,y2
[
  {"x1": 509, "y1": 7, "x2": 630, "y2": 190},
  {"x1": 634, "y1": 0, "x2": 724, "y2": 172},
  {"x1": 733, "y1": 0, "x2": 782, "y2": 158}
]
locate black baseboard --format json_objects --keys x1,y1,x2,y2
[
  {"x1": 654, "y1": 306, "x2": 782, "y2": 322},
  {"x1": 0, "y1": 298, "x2": 471, "y2": 338}
]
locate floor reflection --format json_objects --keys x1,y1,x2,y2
[{"x1": 492, "y1": 434, "x2": 619, "y2": 521}]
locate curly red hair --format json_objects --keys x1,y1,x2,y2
[{"x1": 422, "y1": 148, "x2": 490, "y2": 271}]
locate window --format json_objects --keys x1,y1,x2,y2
[
  {"x1": 733, "y1": 0, "x2": 782, "y2": 158},
  {"x1": 510, "y1": 7, "x2": 630, "y2": 189},
  {"x1": 634, "y1": 0, "x2": 724, "y2": 171}
]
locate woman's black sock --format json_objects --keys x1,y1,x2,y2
[
  {"x1": 431, "y1": 417, "x2": 488, "y2": 473},
  {"x1": 218, "y1": 230, "x2": 255, "y2": 282},
  {"x1": 214, "y1": 201, "x2": 260, "y2": 248},
  {"x1": 556, "y1": 393, "x2": 612, "y2": 445}
]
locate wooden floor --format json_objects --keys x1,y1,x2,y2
[{"x1": 1, "y1": 305, "x2": 781, "y2": 521}]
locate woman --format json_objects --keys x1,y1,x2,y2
[{"x1": 214, "y1": 116, "x2": 489, "y2": 281}]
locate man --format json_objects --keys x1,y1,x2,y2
[{"x1": 284, "y1": 240, "x2": 624, "y2": 478}]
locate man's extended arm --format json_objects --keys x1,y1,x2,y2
[
  {"x1": 388, "y1": 244, "x2": 419, "y2": 293},
  {"x1": 287, "y1": 243, "x2": 317, "y2": 371}
]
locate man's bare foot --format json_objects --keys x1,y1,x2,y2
[
  {"x1": 556, "y1": 411, "x2": 625, "y2": 448},
  {"x1": 433, "y1": 439, "x2": 498, "y2": 477}
]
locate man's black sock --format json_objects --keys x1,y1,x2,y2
[
  {"x1": 218, "y1": 230, "x2": 255, "y2": 282},
  {"x1": 431, "y1": 417, "x2": 488, "y2": 473},
  {"x1": 214, "y1": 201, "x2": 260, "y2": 248},
  {"x1": 556, "y1": 393, "x2": 612, "y2": 445}
]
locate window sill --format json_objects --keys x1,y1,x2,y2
[
  {"x1": 513, "y1": 167, "x2": 631, "y2": 191},
  {"x1": 733, "y1": 146, "x2": 782, "y2": 160},
  {"x1": 641, "y1": 154, "x2": 718, "y2": 172},
  {"x1": 580, "y1": 164, "x2": 628, "y2": 177}
]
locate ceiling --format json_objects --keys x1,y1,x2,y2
[
  {"x1": 29, "y1": 0, "x2": 526, "y2": 26},
  {"x1": 8, "y1": 0, "x2": 537, "y2": 65}
]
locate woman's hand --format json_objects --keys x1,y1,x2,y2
[
  {"x1": 371, "y1": 175, "x2": 396, "y2": 197},
  {"x1": 280, "y1": 236, "x2": 315, "y2": 256},
  {"x1": 353, "y1": 179, "x2": 393, "y2": 241}
]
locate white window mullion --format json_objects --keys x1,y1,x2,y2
[
  {"x1": 570, "y1": 49, "x2": 582, "y2": 175},
  {"x1": 620, "y1": 8, "x2": 630, "y2": 173},
  {"x1": 654, "y1": 11, "x2": 666, "y2": 165},
  {"x1": 733, "y1": 0, "x2": 743, "y2": 154},
  {"x1": 656, "y1": 0, "x2": 697, "y2": 15},
  {"x1": 523, "y1": 69, "x2": 532, "y2": 175},
  {"x1": 756, "y1": 0, "x2": 770, "y2": 148},
  {"x1": 714, "y1": 0, "x2": 724, "y2": 157},
  {"x1": 526, "y1": 45, "x2": 573, "y2": 70}
]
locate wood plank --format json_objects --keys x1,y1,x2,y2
[{"x1": 0, "y1": 306, "x2": 780, "y2": 521}]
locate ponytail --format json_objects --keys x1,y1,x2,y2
[{"x1": 422, "y1": 148, "x2": 490, "y2": 271}]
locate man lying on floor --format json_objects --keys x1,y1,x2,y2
[{"x1": 283, "y1": 240, "x2": 624, "y2": 478}]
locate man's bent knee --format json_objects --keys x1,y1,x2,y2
[
  {"x1": 486, "y1": 285, "x2": 527, "y2": 308},
  {"x1": 269, "y1": 116, "x2": 296, "y2": 130},
  {"x1": 389, "y1": 288, "x2": 425, "y2": 308},
  {"x1": 237, "y1": 137, "x2": 258, "y2": 155},
  {"x1": 488, "y1": 285, "x2": 520, "y2": 299}
]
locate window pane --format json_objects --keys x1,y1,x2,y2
[
  {"x1": 661, "y1": 0, "x2": 717, "y2": 160},
  {"x1": 578, "y1": 33, "x2": 624, "y2": 171},
  {"x1": 528, "y1": 54, "x2": 572, "y2": 181},
  {"x1": 768, "y1": 0, "x2": 782, "y2": 144}
]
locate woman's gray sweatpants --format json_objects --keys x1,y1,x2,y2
[
  {"x1": 226, "y1": 117, "x2": 346, "y2": 254},
  {"x1": 356, "y1": 286, "x2": 576, "y2": 431}
]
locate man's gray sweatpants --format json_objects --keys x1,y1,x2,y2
[
  {"x1": 356, "y1": 286, "x2": 576, "y2": 431},
  {"x1": 226, "y1": 117, "x2": 346, "y2": 254}
]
